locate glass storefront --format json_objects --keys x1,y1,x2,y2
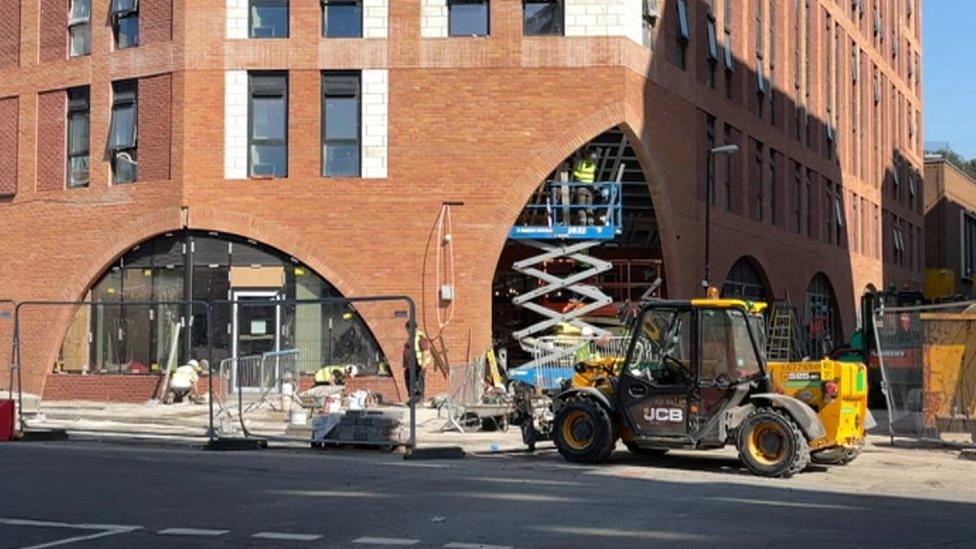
[{"x1": 58, "y1": 231, "x2": 390, "y2": 377}]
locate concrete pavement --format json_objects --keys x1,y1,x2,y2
[{"x1": 1, "y1": 438, "x2": 974, "y2": 548}]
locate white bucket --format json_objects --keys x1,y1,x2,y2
[{"x1": 290, "y1": 408, "x2": 308, "y2": 426}]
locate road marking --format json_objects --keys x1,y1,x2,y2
[
  {"x1": 252, "y1": 532, "x2": 323, "y2": 541},
  {"x1": 158, "y1": 528, "x2": 229, "y2": 536},
  {"x1": 353, "y1": 537, "x2": 420, "y2": 546},
  {"x1": 0, "y1": 517, "x2": 141, "y2": 549},
  {"x1": 444, "y1": 543, "x2": 513, "y2": 549},
  {"x1": 707, "y1": 496, "x2": 861, "y2": 510}
]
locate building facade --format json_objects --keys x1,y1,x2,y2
[
  {"x1": 924, "y1": 155, "x2": 976, "y2": 300},
  {"x1": 0, "y1": 0, "x2": 924, "y2": 399}
]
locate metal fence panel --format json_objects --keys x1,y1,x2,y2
[
  {"x1": 206, "y1": 297, "x2": 417, "y2": 450},
  {"x1": 12, "y1": 300, "x2": 211, "y2": 439},
  {"x1": 874, "y1": 302, "x2": 976, "y2": 447}
]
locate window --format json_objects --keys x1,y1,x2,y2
[
  {"x1": 642, "y1": 0, "x2": 660, "y2": 47},
  {"x1": 109, "y1": 80, "x2": 138, "y2": 184},
  {"x1": 724, "y1": 124, "x2": 733, "y2": 211},
  {"x1": 805, "y1": 168, "x2": 813, "y2": 237},
  {"x1": 111, "y1": 0, "x2": 139, "y2": 49},
  {"x1": 769, "y1": 149, "x2": 778, "y2": 226},
  {"x1": 805, "y1": 274, "x2": 839, "y2": 359},
  {"x1": 449, "y1": 0, "x2": 489, "y2": 37},
  {"x1": 706, "y1": 114, "x2": 716, "y2": 204},
  {"x1": 723, "y1": 0, "x2": 734, "y2": 98},
  {"x1": 755, "y1": 0, "x2": 765, "y2": 103},
  {"x1": 794, "y1": 160, "x2": 802, "y2": 234},
  {"x1": 700, "y1": 308, "x2": 762, "y2": 382},
  {"x1": 524, "y1": 1, "x2": 562, "y2": 36},
  {"x1": 248, "y1": 72, "x2": 288, "y2": 178},
  {"x1": 961, "y1": 213, "x2": 975, "y2": 278},
  {"x1": 66, "y1": 87, "x2": 90, "y2": 188},
  {"x1": 754, "y1": 140, "x2": 764, "y2": 222},
  {"x1": 722, "y1": 257, "x2": 768, "y2": 302},
  {"x1": 322, "y1": 0, "x2": 362, "y2": 38},
  {"x1": 250, "y1": 0, "x2": 289, "y2": 38},
  {"x1": 68, "y1": 0, "x2": 91, "y2": 57},
  {"x1": 626, "y1": 307, "x2": 692, "y2": 385},
  {"x1": 322, "y1": 72, "x2": 361, "y2": 177},
  {"x1": 675, "y1": 0, "x2": 690, "y2": 69},
  {"x1": 705, "y1": 1, "x2": 718, "y2": 88}
]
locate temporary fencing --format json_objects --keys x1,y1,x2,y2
[
  {"x1": 874, "y1": 301, "x2": 976, "y2": 447},
  {"x1": 8, "y1": 295, "x2": 418, "y2": 450},
  {"x1": 11, "y1": 300, "x2": 211, "y2": 438},
  {"x1": 510, "y1": 335, "x2": 630, "y2": 391}
]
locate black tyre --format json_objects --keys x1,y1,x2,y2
[
  {"x1": 623, "y1": 441, "x2": 668, "y2": 457},
  {"x1": 553, "y1": 398, "x2": 617, "y2": 463},
  {"x1": 812, "y1": 444, "x2": 862, "y2": 466},
  {"x1": 736, "y1": 408, "x2": 811, "y2": 478}
]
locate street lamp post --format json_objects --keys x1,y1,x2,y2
[{"x1": 703, "y1": 144, "x2": 740, "y2": 294}]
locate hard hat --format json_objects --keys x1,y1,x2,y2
[
  {"x1": 188, "y1": 359, "x2": 199, "y2": 368},
  {"x1": 581, "y1": 326, "x2": 595, "y2": 337}
]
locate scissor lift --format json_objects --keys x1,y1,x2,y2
[{"x1": 508, "y1": 166, "x2": 624, "y2": 372}]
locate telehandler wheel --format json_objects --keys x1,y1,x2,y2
[
  {"x1": 736, "y1": 408, "x2": 811, "y2": 478},
  {"x1": 553, "y1": 398, "x2": 617, "y2": 463},
  {"x1": 624, "y1": 441, "x2": 669, "y2": 457},
  {"x1": 812, "y1": 445, "x2": 862, "y2": 466}
]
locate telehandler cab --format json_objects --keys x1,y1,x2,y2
[{"x1": 551, "y1": 298, "x2": 844, "y2": 477}]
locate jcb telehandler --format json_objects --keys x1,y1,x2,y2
[{"x1": 550, "y1": 298, "x2": 867, "y2": 477}]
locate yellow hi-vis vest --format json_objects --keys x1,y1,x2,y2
[{"x1": 573, "y1": 160, "x2": 596, "y2": 184}]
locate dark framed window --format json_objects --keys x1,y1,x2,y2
[
  {"x1": 754, "y1": 141, "x2": 764, "y2": 222},
  {"x1": 248, "y1": 72, "x2": 288, "y2": 178},
  {"x1": 523, "y1": 1, "x2": 562, "y2": 36},
  {"x1": 674, "y1": 0, "x2": 690, "y2": 69},
  {"x1": 110, "y1": 80, "x2": 138, "y2": 184},
  {"x1": 322, "y1": 0, "x2": 362, "y2": 38},
  {"x1": 642, "y1": 0, "x2": 659, "y2": 47},
  {"x1": 705, "y1": 114, "x2": 715, "y2": 204},
  {"x1": 723, "y1": 124, "x2": 733, "y2": 211},
  {"x1": 68, "y1": 0, "x2": 91, "y2": 57},
  {"x1": 111, "y1": 0, "x2": 139, "y2": 49},
  {"x1": 449, "y1": 0, "x2": 489, "y2": 37},
  {"x1": 322, "y1": 71, "x2": 361, "y2": 177},
  {"x1": 705, "y1": 1, "x2": 717, "y2": 88},
  {"x1": 250, "y1": 0, "x2": 289, "y2": 38},
  {"x1": 66, "y1": 87, "x2": 90, "y2": 189}
]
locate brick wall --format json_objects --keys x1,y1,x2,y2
[
  {"x1": 138, "y1": 73, "x2": 173, "y2": 181},
  {"x1": 361, "y1": 69, "x2": 388, "y2": 179},
  {"x1": 141, "y1": 0, "x2": 174, "y2": 46},
  {"x1": 43, "y1": 373, "x2": 221, "y2": 403},
  {"x1": 344, "y1": 375, "x2": 401, "y2": 405},
  {"x1": 565, "y1": 0, "x2": 643, "y2": 46},
  {"x1": 39, "y1": 0, "x2": 67, "y2": 63},
  {"x1": 0, "y1": 96, "x2": 16, "y2": 196},
  {"x1": 36, "y1": 91, "x2": 66, "y2": 192},
  {"x1": 0, "y1": 0, "x2": 20, "y2": 69}
]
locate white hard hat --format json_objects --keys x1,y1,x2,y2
[
  {"x1": 581, "y1": 327, "x2": 594, "y2": 337},
  {"x1": 188, "y1": 360, "x2": 199, "y2": 367}
]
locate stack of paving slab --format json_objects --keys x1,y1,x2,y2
[{"x1": 318, "y1": 410, "x2": 403, "y2": 444}]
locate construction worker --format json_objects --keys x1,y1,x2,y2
[
  {"x1": 168, "y1": 359, "x2": 204, "y2": 404},
  {"x1": 314, "y1": 364, "x2": 346, "y2": 386},
  {"x1": 572, "y1": 150, "x2": 598, "y2": 225},
  {"x1": 402, "y1": 324, "x2": 431, "y2": 403}
]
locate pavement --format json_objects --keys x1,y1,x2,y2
[{"x1": 1, "y1": 432, "x2": 974, "y2": 549}]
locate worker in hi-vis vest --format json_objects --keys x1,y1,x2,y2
[
  {"x1": 572, "y1": 150, "x2": 598, "y2": 225},
  {"x1": 402, "y1": 324, "x2": 430, "y2": 402}
]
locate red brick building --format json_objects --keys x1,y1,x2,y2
[{"x1": 0, "y1": 0, "x2": 924, "y2": 400}]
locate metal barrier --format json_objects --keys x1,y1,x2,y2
[
  {"x1": 11, "y1": 300, "x2": 211, "y2": 438},
  {"x1": 874, "y1": 301, "x2": 976, "y2": 447},
  {"x1": 510, "y1": 335, "x2": 630, "y2": 391},
  {"x1": 206, "y1": 297, "x2": 417, "y2": 450},
  {"x1": 7, "y1": 295, "x2": 418, "y2": 451},
  {"x1": 440, "y1": 356, "x2": 488, "y2": 432}
]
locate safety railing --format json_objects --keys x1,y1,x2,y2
[
  {"x1": 508, "y1": 335, "x2": 630, "y2": 392},
  {"x1": 509, "y1": 181, "x2": 623, "y2": 240},
  {"x1": 874, "y1": 301, "x2": 976, "y2": 448}
]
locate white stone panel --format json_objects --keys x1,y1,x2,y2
[
  {"x1": 363, "y1": 0, "x2": 389, "y2": 38},
  {"x1": 421, "y1": 0, "x2": 448, "y2": 38},
  {"x1": 225, "y1": 71, "x2": 249, "y2": 180},
  {"x1": 361, "y1": 69, "x2": 389, "y2": 179},
  {"x1": 227, "y1": 0, "x2": 249, "y2": 39},
  {"x1": 564, "y1": 0, "x2": 643, "y2": 47}
]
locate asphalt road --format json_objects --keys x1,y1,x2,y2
[{"x1": 0, "y1": 440, "x2": 974, "y2": 548}]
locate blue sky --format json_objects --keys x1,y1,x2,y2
[{"x1": 924, "y1": 0, "x2": 976, "y2": 158}]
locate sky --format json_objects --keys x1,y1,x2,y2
[{"x1": 923, "y1": 0, "x2": 976, "y2": 158}]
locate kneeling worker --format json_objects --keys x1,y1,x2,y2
[{"x1": 168, "y1": 359, "x2": 205, "y2": 404}]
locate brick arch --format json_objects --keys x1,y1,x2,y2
[
  {"x1": 481, "y1": 101, "x2": 677, "y2": 289},
  {"x1": 62, "y1": 206, "x2": 365, "y2": 305}
]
